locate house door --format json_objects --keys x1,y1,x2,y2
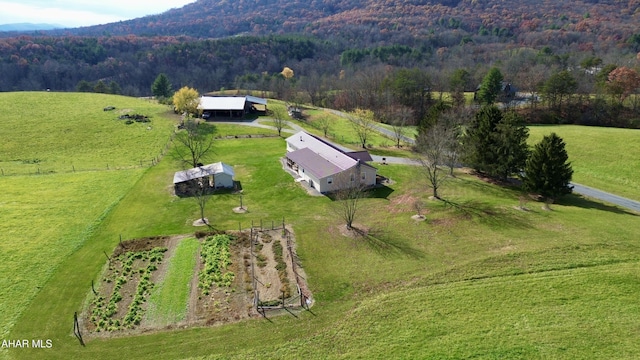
[{"x1": 309, "y1": 179, "x2": 315, "y2": 189}]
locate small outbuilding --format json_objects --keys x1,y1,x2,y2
[{"x1": 173, "y1": 162, "x2": 235, "y2": 196}]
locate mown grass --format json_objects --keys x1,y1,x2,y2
[
  {"x1": 0, "y1": 92, "x2": 177, "y2": 175},
  {"x1": 0, "y1": 170, "x2": 144, "y2": 341},
  {"x1": 146, "y1": 237, "x2": 200, "y2": 327},
  {"x1": 528, "y1": 125, "x2": 640, "y2": 201},
  {"x1": 5, "y1": 94, "x2": 640, "y2": 359},
  {"x1": 9, "y1": 131, "x2": 640, "y2": 359}
]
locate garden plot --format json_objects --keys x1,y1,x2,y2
[
  {"x1": 85, "y1": 236, "x2": 174, "y2": 335},
  {"x1": 252, "y1": 229, "x2": 309, "y2": 309},
  {"x1": 84, "y1": 229, "x2": 310, "y2": 336}
]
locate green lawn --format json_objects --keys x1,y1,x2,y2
[
  {"x1": 4, "y1": 94, "x2": 640, "y2": 359},
  {"x1": 528, "y1": 125, "x2": 640, "y2": 201},
  {"x1": 0, "y1": 92, "x2": 177, "y2": 175},
  {"x1": 0, "y1": 169, "x2": 144, "y2": 341},
  {"x1": 146, "y1": 237, "x2": 200, "y2": 327}
]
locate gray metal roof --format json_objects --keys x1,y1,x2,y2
[
  {"x1": 173, "y1": 162, "x2": 235, "y2": 184},
  {"x1": 286, "y1": 131, "x2": 358, "y2": 170},
  {"x1": 286, "y1": 148, "x2": 345, "y2": 179}
]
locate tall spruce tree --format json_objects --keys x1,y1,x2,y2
[
  {"x1": 463, "y1": 105, "x2": 501, "y2": 175},
  {"x1": 464, "y1": 106, "x2": 529, "y2": 180},
  {"x1": 522, "y1": 133, "x2": 573, "y2": 201},
  {"x1": 151, "y1": 73, "x2": 173, "y2": 99},
  {"x1": 476, "y1": 67, "x2": 504, "y2": 105},
  {"x1": 493, "y1": 111, "x2": 530, "y2": 180}
]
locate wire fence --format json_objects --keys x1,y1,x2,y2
[
  {"x1": 0, "y1": 133, "x2": 175, "y2": 177},
  {"x1": 244, "y1": 218, "x2": 311, "y2": 316}
]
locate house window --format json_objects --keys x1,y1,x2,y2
[
  {"x1": 361, "y1": 173, "x2": 366, "y2": 180},
  {"x1": 350, "y1": 174, "x2": 355, "y2": 182},
  {"x1": 327, "y1": 177, "x2": 333, "y2": 185}
]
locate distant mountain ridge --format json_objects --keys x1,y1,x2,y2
[
  {"x1": 35, "y1": 0, "x2": 639, "y2": 43},
  {"x1": 0, "y1": 23, "x2": 64, "y2": 32}
]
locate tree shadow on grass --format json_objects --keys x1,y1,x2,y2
[
  {"x1": 440, "y1": 198, "x2": 533, "y2": 229},
  {"x1": 368, "y1": 185, "x2": 394, "y2": 199},
  {"x1": 557, "y1": 194, "x2": 639, "y2": 216},
  {"x1": 351, "y1": 227, "x2": 425, "y2": 259}
]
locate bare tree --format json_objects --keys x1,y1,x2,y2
[
  {"x1": 173, "y1": 119, "x2": 215, "y2": 169},
  {"x1": 316, "y1": 116, "x2": 331, "y2": 137},
  {"x1": 271, "y1": 107, "x2": 287, "y2": 137},
  {"x1": 191, "y1": 178, "x2": 211, "y2": 226},
  {"x1": 331, "y1": 175, "x2": 368, "y2": 230},
  {"x1": 416, "y1": 123, "x2": 451, "y2": 199},
  {"x1": 390, "y1": 106, "x2": 413, "y2": 148},
  {"x1": 348, "y1": 108, "x2": 377, "y2": 149},
  {"x1": 439, "y1": 107, "x2": 474, "y2": 176}
]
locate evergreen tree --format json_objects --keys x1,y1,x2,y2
[
  {"x1": 522, "y1": 133, "x2": 573, "y2": 200},
  {"x1": 493, "y1": 111, "x2": 530, "y2": 180},
  {"x1": 464, "y1": 106, "x2": 529, "y2": 180},
  {"x1": 463, "y1": 105, "x2": 502, "y2": 175},
  {"x1": 476, "y1": 67, "x2": 504, "y2": 105},
  {"x1": 151, "y1": 73, "x2": 173, "y2": 99},
  {"x1": 93, "y1": 80, "x2": 108, "y2": 93}
]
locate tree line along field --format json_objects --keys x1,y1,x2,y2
[{"x1": 3, "y1": 93, "x2": 640, "y2": 359}]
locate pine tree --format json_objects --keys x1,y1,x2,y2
[
  {"x1": 464, "y1": 106, "x2": 529, "y2": 180},
  {"x1": 476, "y1": 67, "x2": 504, "y2": 105},
  {"x1": 151, "y1": 73, "x2": 172, "y2": 99},
  {"x1": 493, "y1": 111, "x2": 529, "y2": 180},
  {"x1": 522, "y1": 133, "x2": 573, "y2": 201},
  {"x1": 463, "y1": 105, "x2": 502, "y2": 175}
]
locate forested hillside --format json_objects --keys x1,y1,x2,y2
[{"x1": 1, "y1": 0, "x2": 640, "y2": 128}]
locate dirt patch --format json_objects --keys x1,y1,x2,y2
[{"x1": 252, "y1": 228, "x2": 310, "y2": 307}]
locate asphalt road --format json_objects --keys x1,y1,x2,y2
[{"x1": 570, "y1": 183, "x2": 640, "y2": 213}]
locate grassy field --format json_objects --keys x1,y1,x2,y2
[
  {"x1": 0, "y1": 170, "x2": 144, "y2": 340},
  {"x1": 146, "y1": 237, "x2": 200, "y2": 327},
  {"x1": 528, "y1": 125, "x2": 640, "y2": 201},
  {"x1": 4, "y1": 94, "x2": 640, "y2": 359},
  {"x1": 0, "y1": 92, "x2": 177, "y2": 175}
]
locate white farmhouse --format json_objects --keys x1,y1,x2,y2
[{"x1": 285, "y1": 131, "x2": 377, "y2": 193}]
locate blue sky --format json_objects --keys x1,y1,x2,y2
[{"x1": 0, "y1": 0, "x2": 195, "y2": 27}]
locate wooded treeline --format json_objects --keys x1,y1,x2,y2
[{"x1": 2, "y1": 0, "x2": 640, "y2": 127}]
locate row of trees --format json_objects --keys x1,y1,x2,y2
[{"x1": 417, "y1": 104, "x2": 573, "y2": 205}]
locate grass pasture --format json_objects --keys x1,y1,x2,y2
[
  {"x1": 0, "y1": 92, "x2": 176, "y2": 175},
  {"x1": 528, "y1": 125, "x2": 640, "y2": 201},
  {"x1": 3, "y1": 93, "x2": 640, "y2": 359},
  {"x1": 0, "y1": 169, "x2": 144, "y2": 340}
]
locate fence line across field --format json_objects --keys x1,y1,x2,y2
[{"x1": 1, "y1": 133, "x2": 175, "y2": 177}]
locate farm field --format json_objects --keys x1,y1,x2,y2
[{"x1": 3, "y1": 93, "x2": 640, "y2": 359}]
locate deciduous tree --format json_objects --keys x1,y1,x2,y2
[
  {"x1": 173, "y1": 86, "x2": 200, "y2": 118},
  {"x1": 348, "y1": 108, "x2": 377, "y2": 149},
  {"x1": 173, "y1": 119, "x2": 216, "y2": 169}
]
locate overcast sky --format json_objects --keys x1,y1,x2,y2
[{"x1": 0, "y1": 0, "x2": 196, "y2": 28}]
